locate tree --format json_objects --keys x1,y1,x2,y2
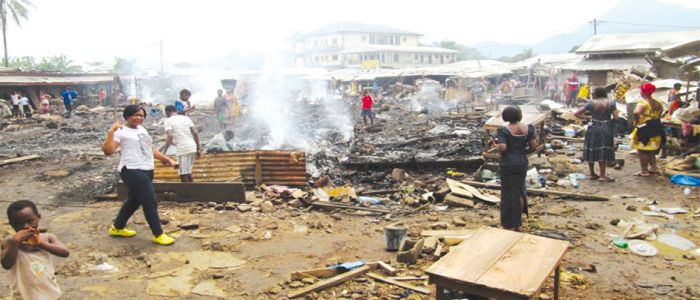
[
  {"x1": 437, "y1": 40, "x2": 486, "y2": 61},
  {"x1": 7, "y1": 54, "x2": 82, "y2": 72},
  {"x1": 499, "y1": 48, "x2": 535, "y2": 63},
  {"x1": 0, "y1": 0, "x2": 34, "y2": 67},
  {"x1": 112, "y1": 57, "x2": 139, "y2": 74}
]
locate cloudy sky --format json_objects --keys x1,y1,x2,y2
[{"x1": 9, "y1": 0, "x2": 700, "y2": 66}]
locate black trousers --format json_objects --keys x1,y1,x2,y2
[{"x1": 114, "y1": 167, "x2": 163, "y2": 236}]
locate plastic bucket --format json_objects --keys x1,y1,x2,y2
[{"x1": 384, "y1": 224, "x2": 407, "y2": 251}]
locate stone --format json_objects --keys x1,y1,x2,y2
[
  {"x1": 240, "y1": 233, "x2": 255, "y2": 241},
  {"x1": 289, "y1": 281, "x2": 304, "y2": 288},
  {"x1": 427, "y1": 215, "x2": 439, "y2": 222},
  {"x1": 431, "y1": 222, "x2": 449, "y2": 230},
  {"x1": 391, "y1": 168, "x2": 406, "y2": 181},
  {"x1": 331, "y1": 213, "x2": 342, "y2": 221},
  {"x1": 207, "y1": 202, "x2": 217, "y2": 208},
  {"x1": 422, "y1": 236, "x2": 438, "y2": 254},
  {"x1": 301, "y1": 278, "x2": 316, "y2": 285},
  {"x1": 626, "y1": 205, "x2": 638, "y2": 212},
  {"x1": 214, "y1": 204, "x2": 225, "y2": 211},
  {"x1": 178, "y1": 222, "x2": 199, "y2": 230},
  {"x1": 237, "y1": 204, "x2": 252, "y2": 212},
  {"x1": 260, "y1": 201, "x2": 276, "y2": 213},
  {"x1": 288, "y1": 199, "x2": 303, "y2": 208},
  {"x1": 265, "y1": 223, "x2": 279, "y2": 230},
  {"x1": 452, "y1": 216, "x2": 467, "y2": 227}
]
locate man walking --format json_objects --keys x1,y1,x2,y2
[
  {"x1": 213, "y1": 89, "x2": 227, "y2": 130},
  {"x1": 361, "y1": 89, "x2": 374, "y2": 126},
  {"x1": 564, "y1": 74, "x2": 580, "y2": 108},
  {"x1": 162, "y1": 105, "x2": 201, "y2": 182},
  {"x1": 61, "y1": 87, "x2": 78, "y2": 118}
]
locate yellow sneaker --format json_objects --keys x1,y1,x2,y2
[
  {"x1": 152, "y1": 233, "x2": 175, "y2": 245},
  {"x1": 108, "y1": 225, "x2": 136, "y2": 237}
]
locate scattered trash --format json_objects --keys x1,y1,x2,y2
[
  {"x1": 669, "y1": 174, "x2": 700, "y2": 186},
  {"x1": 384, "y1": 224, "x2": 407, "y2": 251},
  {"x1": 628, "y1": 240, "x2": 659, "y2": 257},
  {"x1": 611, "y1": 237, "x2": 629, "y2": 249},
  {"x1": 618, "y1": 220, "x2": 659, "y2": 239},
  {"x1": 569, "y1": 174, "x2": 579, "y2": 189},
  {"x1": 92, "y1": 262, "x2": 118, "y2": 273},
  {"x1": 358, "y1": 196, "x2": 381, "y2": 205},
  {"x1": 657, "y1": 233, "x2": 697, "y2": 251}
]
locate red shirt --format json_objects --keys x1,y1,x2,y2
[
  {"x1": 566, "y1": 77, "x2": 579, "y2": 91},
  {"x1": 362, "y1": 95, "x2": 373, "y2": 109}
]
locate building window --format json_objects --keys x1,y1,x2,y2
[
  {"x1": 415, "y1": 54, "x2": 419, "y2": 60},
  {"x1": 332, "y1": 55, "x2": 338, "y2": 61},
  {"x1": 394, "y1": 54, "x2": 399, "y2": 62}
]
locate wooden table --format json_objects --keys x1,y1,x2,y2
[{"x1": 427, "y1": 227, "x2": 569, "y2": 300}]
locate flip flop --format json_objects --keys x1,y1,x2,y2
[
  {"x1": 648, "y1": 170, "x2": 661, "y2": 175},
  {"x1": 598, "y1": 177, "x2": 615, "y2": 182},
  {"x1": 634, "y1": 171, "x2": 650, "y2": 177},
  {"x1": 589, "y1": 175, "x2": 600, "y2": 180}
]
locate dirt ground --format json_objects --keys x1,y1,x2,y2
[{"x1": 1, "y1": 109, "x2": 699, "y2": 300}]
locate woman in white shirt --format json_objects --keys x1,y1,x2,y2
[{"x1": 101, "y1": 105, "x2": 178, "y2": 245}]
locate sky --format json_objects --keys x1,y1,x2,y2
[{"x1": 8, "y1": 0, "x2": 700, "y2": 67}]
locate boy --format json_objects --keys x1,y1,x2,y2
[
  {"x1": 175, "y1": 89, "x2": 195, "y2": 115},
  {"x1": 361, "y1": 89, "x2": 374, "y2": 126},
  {"x1": 2, "y1": 200, "x2": 69, "y2": 300},
  {"x1": 162, "y1": 105, "x2": 201, "y2": 182}
]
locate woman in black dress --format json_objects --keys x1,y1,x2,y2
[
  {"x1": 574, "y1": 87, "x2": 618, "y2": 181},
  {"x1": 491, "y1": 106, "x2": 538, "y2": 231}
]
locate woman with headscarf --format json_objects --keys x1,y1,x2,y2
[
  {"x1": 631, "y1": 83, "x2": 665, "y2": 177},
  {"x1": 575, "y1": 87, "x2": 618, "y2": 181}
]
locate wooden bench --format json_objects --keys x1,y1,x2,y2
[{"x1": 427, "y1": 227, "x2": 569, "y2": 300}]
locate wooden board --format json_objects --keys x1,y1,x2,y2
[
  {"x1": 290, "y1": 267, "x2": 340, "y2": 280},
  {"x1": 458, "y1": 182, "x2": 500, "y2": 204},
  {"x1": 446, "y1": 178, "x2": 473, "y2": 198},
  {"x1": 0, "y1": 154, "x2": 40, "y2": 166},
  {"x1": 484, "y1": 106, "x2": 548, "y2": 131},
  {"x1": 310, "y1": 201, "x2": 390, "y2": 214},
  {"x1": 459, "y1": 180, "x2": 608, "y2": 201},
  {"x1": 476, "y1": 233, "x2": 569, "y2": 296},
  {"x1": 287, "y1": 265, "x2": 370, "y2": 298},
  {"x1": 421, "y1": 230, "x2": 475, "y2": 238},
  {"x1": 117, "y1": 181, "x2": 245, "y2": 203},
  {"x1": 367, "y1": 272, "x2": 431, "y2": 295}
]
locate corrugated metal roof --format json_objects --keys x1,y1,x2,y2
[
  {"x1": 0, "y1": 74, "x2": 115, "y2": 86},
  {"x1": 563, "y1": 56, "x2": 650, "y2": 71},
  {"x1": 301, "y1": 22, "x2": 422, "y2": 36},
  {"x1": 154, "y1": 151, "x2": 308, "y2": 187},
  {"x1": 576, "y1": 30, "x2": 700, "y2": 55}
]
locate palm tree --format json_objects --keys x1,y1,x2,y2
[{"x1": 0, "y1": 0, "x2": 33, "y2": 67}]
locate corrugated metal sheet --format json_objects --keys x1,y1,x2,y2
[{"x1": 153, "y1": 150, "x2": 308, "y2": 187}]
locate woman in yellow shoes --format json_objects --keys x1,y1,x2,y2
[
  {"x1": 631, "y1": 83, "x2": 665, "y2": 177},
  {"x1": 102, "y1": 105, "x2": 177, "y2": 245}
]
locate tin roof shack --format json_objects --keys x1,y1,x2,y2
[
  {"x1": 0, "y1": 70, "x2": 131, "y2": 108},
  {"x1": 572, "y1": 31, "x2": 700, "y2": 87},
  {"x1": 509, "y1": 54, "x2": 581, "y2": 98}
]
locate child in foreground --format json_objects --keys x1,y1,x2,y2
[{"x1": 1, "y1": 200, "x2": 70, "y2": 300}]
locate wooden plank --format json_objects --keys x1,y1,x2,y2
[
  {"x1": 359, "y1": 189, "x2": 400, "y2": 196},
  {"x1": 421, "y1": 230, "x2": 474, "y2": 238},
  {"x1": 426, "y1": 227, "x2": 523, "y2": 284},
  {"x1": 0, "y1": 154, "x2": 40, "y2": 166},
  {"x1": 476, "y1": 234, "x2": 569, "y2": 296},
  {"x1": 444, "y1": 193, "x2": 475, "y2": 208},
  {"x1": 310, "y1": 201, "x2": 390, "y2": 214},
  {"x1": 459, "y1": 180, "x2": 609, "y2": 201},
  {"x1": 389, "y1": 276, "x2": 429, "y2": 281},
  {"x1": 367, "y1": 272, "x2": 431, "y2": 295},
  {"x1": 376, "y1": 261, "x2": 397, "y2": 275},
  {"x1": 458, "y1": 182, "x2": 500, "y2": 204},
  {"x1": 446, "y1": 178, "x2": 473, "y2": 198},
  {"x1": 287, "y1": 265, "x2": 370, "y2": 298},
  {"x1": 117, "y1": 182, "x2": 246, "y2": 203},
  {"x1": 290, "y1": 267, "x2": 339, "y2": 281}
]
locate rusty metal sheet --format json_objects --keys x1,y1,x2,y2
[{"x1": 154, "y1": 150, "x2": 308, "y2": 187}]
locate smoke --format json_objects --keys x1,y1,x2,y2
[{"x1": 408, "y1": 79, "x2": 452, "y2": 116}]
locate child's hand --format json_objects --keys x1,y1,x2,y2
[{"x1": 13, "y1": 228, "x2": 36, "y2": 245}]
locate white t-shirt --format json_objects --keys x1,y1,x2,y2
[
  {"x1": 19, "y1": 97, "x2": 28, "y2": 106},
  {"x1": 113, "y1": 125, "x2": 154, "y2": 171},
  {"x1": 11, "y1": 94, "x2": 20, "y2": 105},
  {"x1": 163, "y1": 115, "x2": 197, "y2": 156}
]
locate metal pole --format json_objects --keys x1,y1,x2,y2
[{"x1": 159, "y1": 40, "x2": 164, "y2": 77}]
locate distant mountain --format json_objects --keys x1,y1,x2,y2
[{"x1": 473, "y1": 0, "x2": 700, "y2": 58}]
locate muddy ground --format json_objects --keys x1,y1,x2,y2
[{"x1": 1, "y1": 105, "x2": 699, "y2": 300}]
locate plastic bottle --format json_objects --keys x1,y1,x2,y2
[
  {"x1": 568, "y1": 174, "x2": 579, "y2": 188},
  {"x1": 612, "y1": 238, "x2": 628, "y2": 249}
]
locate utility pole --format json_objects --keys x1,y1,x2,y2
[{"x1": 591, "y1": 18, "x2": 598, "y2": 35}]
